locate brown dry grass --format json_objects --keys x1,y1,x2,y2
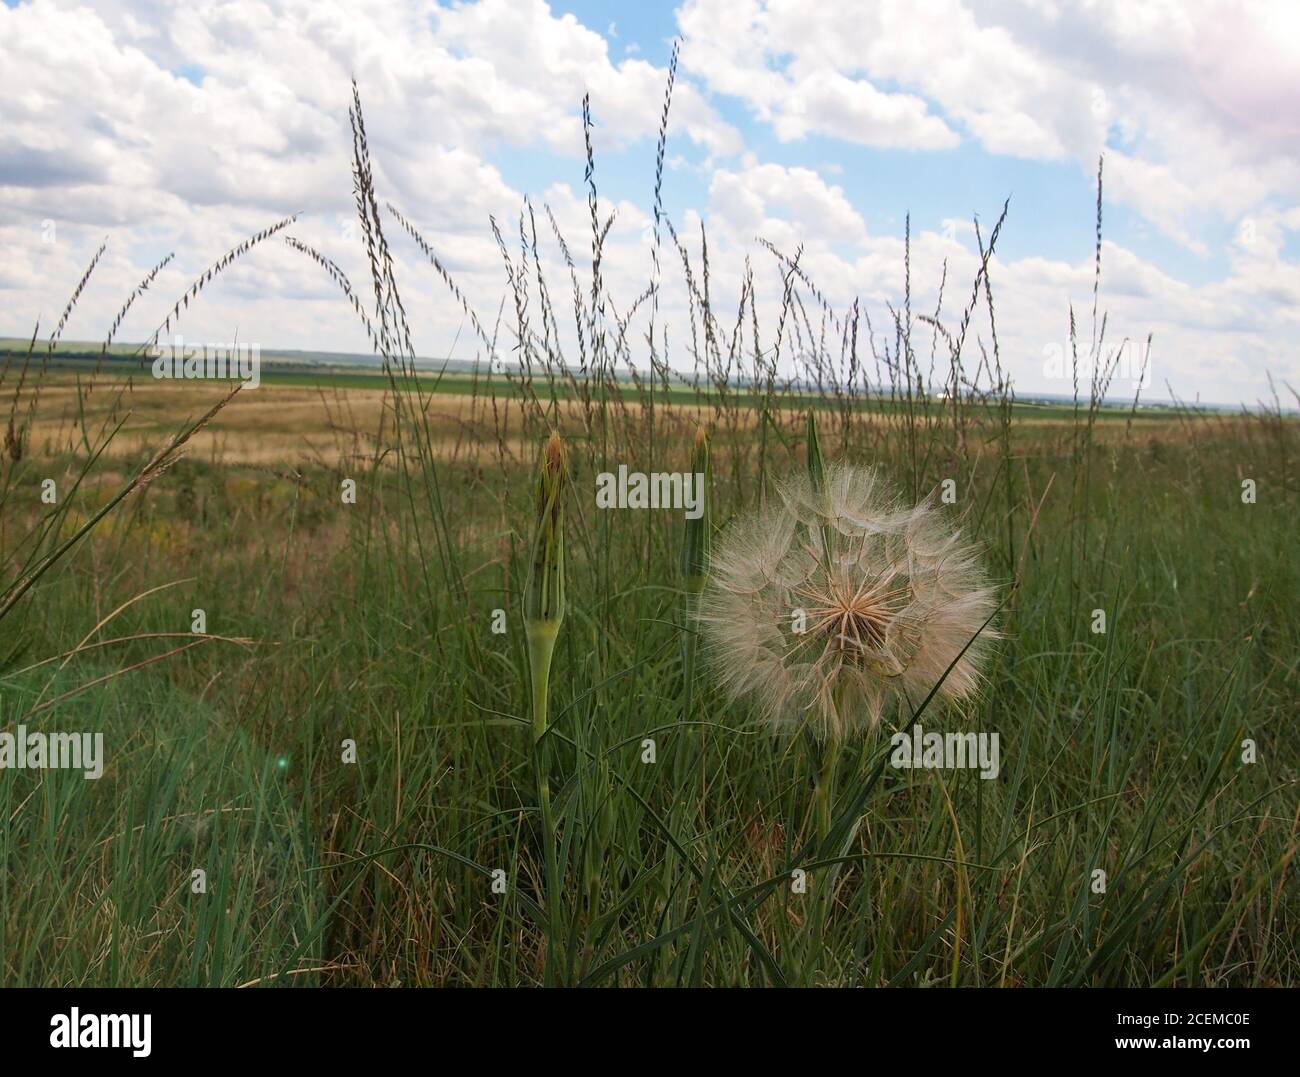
[{"x1": 18, "y1": 370, "x2": 1211, "y2": 473}]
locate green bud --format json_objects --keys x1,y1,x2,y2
[
  {"x1": 806, "y1": 408, "x2": 826, "y2": 492},
  {"x1": 526, "y1": 432, "x2": 567, "y2": 633}
]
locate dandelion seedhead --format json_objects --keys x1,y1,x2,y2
[{"x1": 698, "y1": 464, "x2": 998, "y2": 740}]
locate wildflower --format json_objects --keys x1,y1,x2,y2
[{"x1": 697, "y1": 464, "x2": 997, "y2": 740}]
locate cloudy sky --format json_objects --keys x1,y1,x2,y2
[{"x1": 2, "y1": 0, "x2": 1297, "y2": 405}]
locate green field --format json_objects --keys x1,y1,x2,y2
[
  {"x1": 1, "y1": 89, "x2": 1296, "y2": 989},
  {"x1": 1, "y1": 349, "x2": 1295, "y2": 986},
  {"x1": 2, "y1": 343, "x2": 1168, "y2": 422}
]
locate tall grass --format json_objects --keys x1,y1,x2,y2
[{"x1": 0, "y1": 69, "x2": 1295, "y2": 987}]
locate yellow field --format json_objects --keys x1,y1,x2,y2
[{"x1": 12, "y1": 371, "x2": 1195, "y2": 473}]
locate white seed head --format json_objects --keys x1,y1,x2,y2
[{"x1": 697, "y1": 464, "x2": 999, "y2": 740}]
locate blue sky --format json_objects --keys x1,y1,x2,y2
[
  {"x1": 553, "y1": 2, "x2": 1116, "y2": 267},
  {"x1": 1, "y1": 0, "x2": 1297, "y2": 405},
  {"x1": 538, "y1": 1, "x2": 1247, "y2": 289}
]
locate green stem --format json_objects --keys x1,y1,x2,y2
[
  {"x1": 804, "y1": 731, "x2": 842, "y2": 984},
  {"x1": 677, "y1": 588, "x2": 701, "y2": 786},
  {"x1": 814, "y1": 736, "x2": 841, "y2": 845},
  {"x1": 528, "y1": 625, "x2": 562, "y2": 987},
  {"x1": 682, "y1": 594, "x2": 699, "y2": 717}
]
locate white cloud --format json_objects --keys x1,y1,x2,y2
[
  {"x1": 0, "y1": 0, "x2": 735, "y2": 358},
  {"x1": 0, "y1": 0, "x2": 1295, "y2": 405},
  {"x1": 677, "y1": 0, "x2": 960, "y2": 152},
  {"x1": 432, "y1": 0, "x2": 741, "y2": 159},
  {"x1": 772, "y1": 70, "x2": 959, "y2": 150},
  {"x1": 677, "y1": 0, "x2": 1300, "y2": 255},
  {"x1": 709, "y1": 164, "x2": 869, "y2": 248}
]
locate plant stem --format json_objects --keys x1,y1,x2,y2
[
  {"x1": 528, "y1": 624, "x2": 562, "y2": 987},
  {"x1": 814, "y1": 735, "x2": 841, "y2": 845},
  {"x1": 804, "y1": 731, "x2": 842, "y2": 983}
]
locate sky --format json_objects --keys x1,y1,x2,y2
[{"x1": 1, "y1": 0, "x2": 1298, "y2": 405}]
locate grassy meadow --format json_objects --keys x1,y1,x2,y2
[{"x1": 0, "y1": 84, "x2": 1296, "y2": 988}]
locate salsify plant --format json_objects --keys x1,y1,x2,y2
[
  {"x1": 524, "y1": 431, "x2": 567, "y2": 985},
  {"x1": 697, "y1": 414, "x2": 999, "y2": 976},
  {"x1": 525, "y1": 433, "x2": 567, "y2": 739},
  {"x1": 696, "y1": 458, "x2": 999, "y2": 746}
]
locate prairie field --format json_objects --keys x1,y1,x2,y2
[
  {"x1": 1, "y1": 354, "x2": 1295, "y2": 987},
  {"x1": 0, "y1": 76, "x2": 1296, "y2": 990}
]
